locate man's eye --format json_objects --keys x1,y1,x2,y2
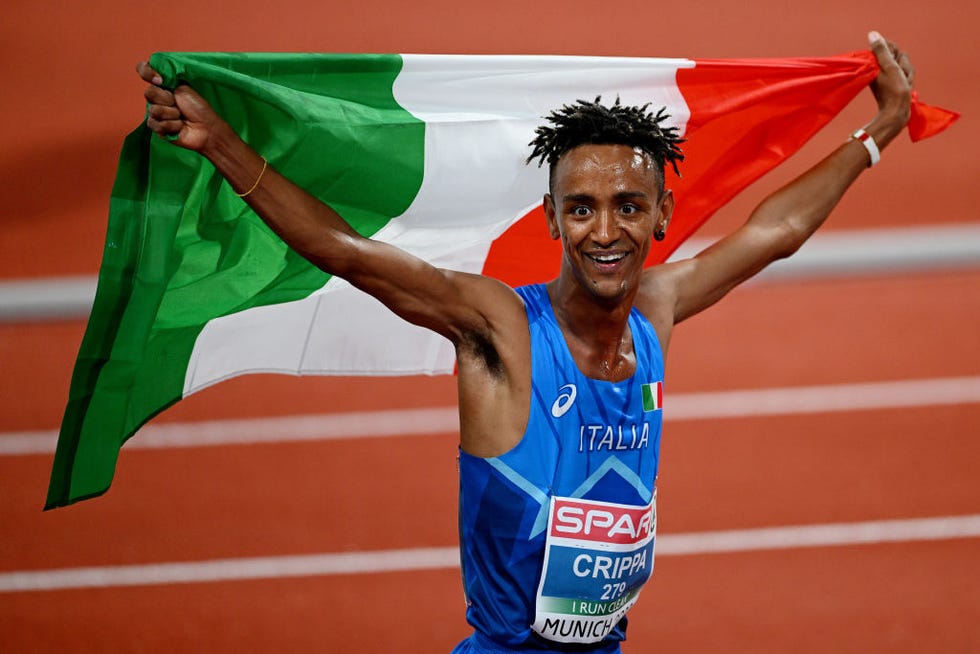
[
  {"x1": 571, "y1": 206, "x2": 591, "y2": 217},
  {"x1": 621, "y1": 204, "x2": 638, "y2": 215}
]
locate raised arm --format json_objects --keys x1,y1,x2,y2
[
  {"x1": 647, "y1": 32, "x2": 914, "y2": 325},
  {"x1": 138, "y1": 61, "x2": 535, "y2": 456},
  {"x1": 137, "y1": 62, "x2": 522, "y2": 345}
]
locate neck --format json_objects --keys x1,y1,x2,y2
[{"x1": 546, "y1": 276, "x2": 637, "y2": 381}]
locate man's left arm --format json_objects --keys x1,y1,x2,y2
[{"x1": 660, "y1": 32, "x2": 913, "y2": 324}]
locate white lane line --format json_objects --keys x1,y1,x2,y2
[
  {"x1": 0, "y1": 276, "x2": 96, "y2": 322},
  {"x1": 654, "y1": 514, "x2": 980, "y2": 555},
  {"x1": 3, "y1": 376, "x2": 978, "y2": 456},
  {"x1": 666, "y1": 375, "x2": 980, "y2": 420},
  {"x1": 0, "y1": 407, "x2": 459, "y2": 456},
  {"x1": 0, "y1": 547, "x2": 459, "y2": 594},
  {"x1": 668, "y1": 223, "x2": 980, "y2": 281},
  {"x1": 3, "y1": 224, "x2": 980, "y2": 322},
  {"x1": 2, "y1": 514, "x2": 978, "y2": 593}
]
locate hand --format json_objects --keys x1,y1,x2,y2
[
  {"x1": 867, "y1": 32, "x2": 913, "y2": 135},
  {"x1": 136, "y1": 61, "x2": 223, "y2": 153}
]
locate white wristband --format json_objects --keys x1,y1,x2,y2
[{"x1": 851, "y1": 128, "x2": 880, "y2": 167}]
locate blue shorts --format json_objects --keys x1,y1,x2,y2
[{"x1": 452, "y1": 632, "x2": 622, "y2": 653}]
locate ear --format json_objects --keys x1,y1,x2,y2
[
  {"x1": 543, "y1": 193, "x2": 560, "y2": 240},
  {"x1": 655, "y1": 189, "x2": 675, "y2": 235}
]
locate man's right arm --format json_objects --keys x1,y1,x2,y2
[
  {"x1": 641, "y1": 34, "x2": 913, "y2": 331},
  {"x1": 138, "y1": 62, "x2": 520, "y2": 347}
]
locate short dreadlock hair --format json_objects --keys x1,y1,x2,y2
[{"x1": 526, "y1": 97, "x2": 685, "y2": 196}]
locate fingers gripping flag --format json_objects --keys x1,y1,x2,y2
[{"x1": 47, "y1": 51, "x2": 957, "y2": 508}]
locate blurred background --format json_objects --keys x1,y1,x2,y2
[{"x1": 1, "y1": 1, "x2": 977, "y2": 651}]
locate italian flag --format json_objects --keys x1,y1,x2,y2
[
  {"x1": 47, "y1": 51, "x2": 956, "y2": 508},
  {"x1": 642, "y1": 382, "x2": 664, "y2": 413}
]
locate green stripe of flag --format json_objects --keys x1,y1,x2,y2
[{"x1": 47, "y1": 53, "x2": 425, "y2": 508}]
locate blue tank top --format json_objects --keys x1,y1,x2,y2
[{"x1": 456, "y1": 284, "x2": 665, "y2": 652}]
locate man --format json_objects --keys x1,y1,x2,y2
[{"x1": 138, "y1": 31, "x2": 913, "y2": 653}]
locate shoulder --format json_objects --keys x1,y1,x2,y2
[
  {"x1": 636, "y1": 262, "x2": 681, "y2": 313},
  {"x1": 635, "y1": 262, "x2": 686, "y2": 352},
  {"x1": 447, "y1": 271, "x2": 530, "y2": 366},
  {"x1": 511, "y1": 283, "x2": 548, "y2": 323},
  {"x1": 441, "y1": 270, "x2": 527, "y2": 332}
]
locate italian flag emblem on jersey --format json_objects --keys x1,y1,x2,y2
[{"x1": 641, "y1": 382, "x2": 663, "y2": 413}]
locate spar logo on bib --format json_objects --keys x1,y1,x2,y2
[
  {"x1": 532, "y1": 495, "x2": 657, "y2": 644},
  {"x1": 552, "y1": 498, "x2": 654, "y2": 544}
]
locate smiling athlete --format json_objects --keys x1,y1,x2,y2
[{"x1": 138, "y1": 31, "x2": 914, "y2": 653}]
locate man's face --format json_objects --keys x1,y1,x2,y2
[{"x1": 544, "y1": 144, "x2": 673, "y2": 303}]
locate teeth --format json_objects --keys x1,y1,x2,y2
[{"x1": 590, "y1": 253, "x2": 625, "y2": 263}]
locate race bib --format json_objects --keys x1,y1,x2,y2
[{"x1": 531, "y1": 494, "x2": 656, "y2": 643}]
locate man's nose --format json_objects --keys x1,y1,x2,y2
[{"x1": 592, "y1": 210, "x2": 618, "y2": 245}]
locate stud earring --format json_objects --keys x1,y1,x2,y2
[{"x1": 654, "y1": 228, "x2": 666, "y2": 242}]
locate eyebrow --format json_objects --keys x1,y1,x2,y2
[{"x1": 561, "y1": 191, "x2": 650, "y2": 203}]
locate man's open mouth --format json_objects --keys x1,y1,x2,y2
[{"x1": 586, "y1": 252, "x2": 628, "y2": 265}]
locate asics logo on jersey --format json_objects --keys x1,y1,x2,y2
[{"x1": 551, "y1": 384, "x2": 577, "y2": 418}]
